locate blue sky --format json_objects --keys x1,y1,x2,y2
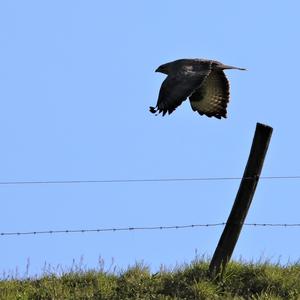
[{"x1": 1, "y1": 1, "x2": 300, "y2": 276}]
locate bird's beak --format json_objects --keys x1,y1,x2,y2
[
  {"x1": 219, "y1": 64, "x2": 247, "y2": 71},
  {"x1": 155, "y1": 65, "x2": 169, "y2": 74}
]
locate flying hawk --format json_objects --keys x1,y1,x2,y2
[{"x1": 150, "y1": 59, "x2": 245, "y2": 119}]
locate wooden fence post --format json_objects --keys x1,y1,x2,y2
[{"x1": 209, "y1": 123, "x2": 273, "y2": 278}]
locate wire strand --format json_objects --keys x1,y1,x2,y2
[
  {"x1": 0, "y1": 176, "x2": 300, "y2": 186},
  {"x1": 1, "y1": 222, "x2": 300, "y2": 237}
]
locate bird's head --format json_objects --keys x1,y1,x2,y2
[{"x1": 155, "y1": 63, "x2": 171, "y2": 75}]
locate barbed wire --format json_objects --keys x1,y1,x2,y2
[
  {"x1": 0, "y1": 175, "x2": 300, "y2": 186},
  {"x1": 1, "y1": 222, "x2": 300, "y2": 237}
]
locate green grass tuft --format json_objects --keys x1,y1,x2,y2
[{"x1": 0, "y1": 259, "x2": 299, "y2": 299}]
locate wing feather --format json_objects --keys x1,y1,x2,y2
[
  {"x1": 150, "y1": 72, "x2": 209, "y2": 116},
  {"x1": 189, "y1": 70, "x2": 230, "y2": 119}
]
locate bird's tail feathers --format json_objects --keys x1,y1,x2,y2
[{"x1": 219, "y1": 64, "x2": 246, "y2": 71}]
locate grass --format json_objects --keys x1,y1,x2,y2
[{"x1": 0, "y1": 259, "x2": 300, "y2": 299}]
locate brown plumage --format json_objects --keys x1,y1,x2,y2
[{"x1": 150, "y1": 59, "x2": 245, "y2": 119}]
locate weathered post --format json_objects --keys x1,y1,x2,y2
[{"x1": 209, "y1": 123, "x2": 273, "y2": 278}]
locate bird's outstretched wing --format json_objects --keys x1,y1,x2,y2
[
  {"x1": 189, "y1": 70, "x2": 230, "y2": 119},
  {"x1": 150, "y1": 73, "x2": 208, "y2": 116}
]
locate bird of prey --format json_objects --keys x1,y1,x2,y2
[{"x1": 150, "y1": 58, "x2": 245, "y2": 119}]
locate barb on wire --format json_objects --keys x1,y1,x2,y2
[{"x1": 1, "y1": 222, "x2": 300, "y2": 237}]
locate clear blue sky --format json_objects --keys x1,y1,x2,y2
[{"x1": 1, "y1": 1, "x2": 300, "y2": 277}]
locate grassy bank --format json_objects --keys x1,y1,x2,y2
[{"x1": 1, "y1": 260, "x2": 300, "y2": 299}]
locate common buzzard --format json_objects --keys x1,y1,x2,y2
[{"x1": 150, "y1": 59, "x2": 245, "y2": 119}]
